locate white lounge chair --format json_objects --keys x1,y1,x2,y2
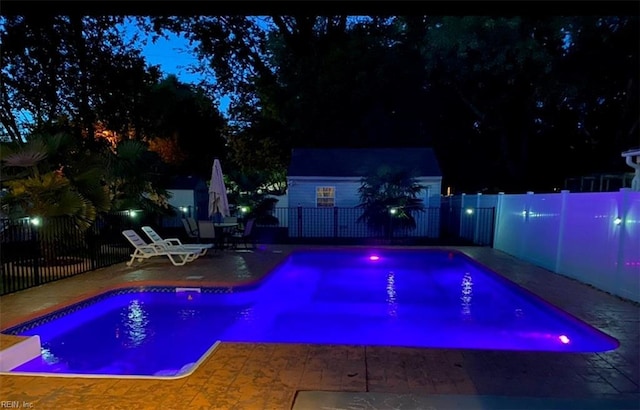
[
  {"x1": 141, "y1": 226, "x2": 213, "y2": 256},
  {"x1": 122, "y1": 230, "x2": 200, "y2": 266}
]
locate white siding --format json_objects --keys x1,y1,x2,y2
[
  {"x1": 287, "y1": 177, "x2": 363, "y2": 208},
  {"x1": 289, "y1": 176, "x2": 442, "y2": 208},
  {"x1": 286, "y1": 176, "x2": 443, "y2": 238},
  {"x1": 167, "y1": 190, "x2": 195, "y2": 213},
  {"x1": 416, "y1": 177, "x2": 443, "y2": 207},
  {"x1": 167, "y1": 188, "x2": 209, "y2": 220}
]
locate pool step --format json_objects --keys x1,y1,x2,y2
[
  {"x1": 176, "y1": 287, "x2": 201, "y2": 293},
  {"x1": 0, "y1": 334, "x2": 41, "y2": 371}
]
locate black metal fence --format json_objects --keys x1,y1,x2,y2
[
  {"x1": 439, "y1": 206, "x2": 495, "y2": 246},
  {"x1": 0, "y1": 204, "x2": 496, "y2": 295},
  {"x1": 250, "y1": 206, "x2": 494, "y2": 246},
  {"x1": 263, "y1": 207, "x2": 440, "y2": 242},
  {"x1": 1, "y1": 212, "x2": 142, "y2": 295}
]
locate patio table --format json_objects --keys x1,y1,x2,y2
[{"x1": 213, "y1": 222, "x2": 239, "y2": 249}]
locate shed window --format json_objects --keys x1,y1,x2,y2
[{"x1": 316, "y1": 186, "x2": 335, "y2": 207}]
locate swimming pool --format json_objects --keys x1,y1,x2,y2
[{"x1": 3, "y1": 249, "x2": 619, "y2": 377}]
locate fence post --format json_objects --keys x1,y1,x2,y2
[
  {"x1": 89, "y1": 223, "x2": 99, "y2": 271},
  {"x1": 494, "y1": 192, "x2": 505, "y2": 249},
  {"x1": 421, "y1": 186, "x2": 429, "y2": 237},
  {"x1": 459, "y1": 193, "x2": 467, "y2": 239},
  {"x1": 615, "y1": 188, "x2": 631, "y2": 293},
  {"x1": 297, "y1": 206, "x2": 303, "y2": 238},
  {"x1": 474, "y1": 193, "x2": 482, "y2": 244},
  {"x1": 32, "y1": 221, "x2": 40, "y2": 286},
  {"x1": 521, "y1": 191, "x2": 534, "y2": 259},
  {"x1": 333, "y1": 207, "x2": 339, "y2": 238},
  {"x1": 554, "y1": 190, "x2": 570, "y2": 273}
]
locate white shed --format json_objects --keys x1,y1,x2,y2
[
  {"x1": 166, "y1": 176, "x2": 209, "y2": 221},
  {"x1": 286, "y1": 147, "x2": 443, "y2": 238}
]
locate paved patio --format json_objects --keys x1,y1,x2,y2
[{"x1": 1, "y1": 245, "x2": 638, "y2": 409}]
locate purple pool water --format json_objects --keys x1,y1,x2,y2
[{"x1": 7, "y1": 249, "x2": 618, "y2": 377}]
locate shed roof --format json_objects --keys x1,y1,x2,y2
[
  {"x1": 168, "y1": 176, "x2": 207, "y2": 190},
  {"x1": 288, "y1": 147, "x2": 442, "y2": 177}
]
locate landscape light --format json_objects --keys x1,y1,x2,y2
[
  {"x1": 180, "y1": 206, "x2": 188, "y2": 213},
  {"x1": 389, "y1": 208, "x2": 398, "y2": 215},
  {"x1": 30, "y1": 217, "x2": 41, "y2": 226},
  {"x1": 465, "y1": 208, "x2": 474, "y2": 215},
  {"x1": 241, "y1": 206, "x2": 249, "y2": 213}
]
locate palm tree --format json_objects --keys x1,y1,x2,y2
[
  {"x1": 104, "y1": 139, "x2": 172, "y2": 216},
  {"x1": 1, "y1": 133, "x2": 110, "y2": 229},
  {"x1": 1, "y1": 133, "x2": 111, "y2": 265},
  {"x1": 356, "y1": 167, "x2": 425, "y2": 238}
]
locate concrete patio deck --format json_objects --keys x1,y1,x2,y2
[{"x1": 1, "y1": 245, "x2": 638, "y2": 409}]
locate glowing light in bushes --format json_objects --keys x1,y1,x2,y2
[
  {"x1": 559, "y1": 335, "x2": 570, "y2": 344},
  {"x1": 389, "y1": 208, "x2": 398, "y2": 215},
  {"x1": 30, "y1": 217, "x2": 41, "y2": 226},
  {"x1": 369, "y1": 255, "x2": 380, "y2": 261}
]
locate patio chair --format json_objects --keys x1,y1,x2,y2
[
  {"x1": 198, "y1": 220, "x2": 230, "y2": 250},
  {"x1": 141, "y1": 226, "x2": 213, "y2": 256},
  {"x1": 182, "y1": 217, "x2": 199, "y2": 240},
  {"x1": 122, "y1": 230, "x2": 200, "y2": 266},
  {"x1": 229, "y1": 218, "x2": 256, "y2": 249}
]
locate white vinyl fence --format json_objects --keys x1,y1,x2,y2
[{"x1": 454, "y1": 189, "x2": 640, "y2": 302}]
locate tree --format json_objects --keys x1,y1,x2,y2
[
  {"x1": 142, "y1": 75, "x2": 227, "y2": 179},
  {"x1": 357, "y1": 167, "x2": 425, "y2": 238},
  {"x1": 0, "y1": 15, "x2": 158, "y2": 143},
  {"x1": 544, "y1": 16, "x2": 639, "y2": 175},
  {"x1": 104, "y1": 139, "x2": 173, "y2": 216},
  {"x1": 0, "y1": 133, "x2": 110, "y2": 227},
  {"x1": 266, "y1": 16, "x2": 429, "y2": 149},
  {"x1": 152, "y1": 16, "x2": 432, "y2": 192},
  {"x1": 0, "y1": 132, "x2": 112, "y2": 265},
  {"x1": 417, "y1": 15, "x2": 639, "y2": 192}
]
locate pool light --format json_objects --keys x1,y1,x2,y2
[
  {"x1": 613, "y1": 217, "x2": 622, "y2": 225},
  {"x1": 369, "y1": 255, "x2": 380, "y2": 261},
  {"x1": 559, "y1": 335, "x2": 570, "y2": 344}
]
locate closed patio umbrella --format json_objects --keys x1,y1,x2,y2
[{"x1": 208, "y1": 158, "x2": 230, "y2": 220}]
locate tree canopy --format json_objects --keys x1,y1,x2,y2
[
  {"x1": 1, "y1": 12, "x2": 637, "y2": 197},
  {"x1": 148, "y1": 14, "x2": 637, "y2": 193}
]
